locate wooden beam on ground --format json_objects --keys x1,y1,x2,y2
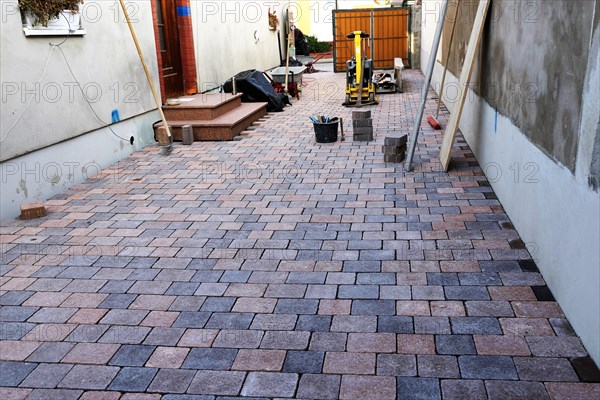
[{"x1": 439, "y1": 0, "x2": 491, "y2": 171}]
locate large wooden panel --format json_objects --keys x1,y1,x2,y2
[
  {"x1": 373, "y1": 9, "x2": 410, "y2": 69},
  {"x1": 333, "y1": 8, "x2": 410, "y2": 72},
  {"x1": 333, "y1": 10, "x2": 371, "y2": 72},
  {"x1": 439, "y1": 0, "x2": 491, "y2": 171}
]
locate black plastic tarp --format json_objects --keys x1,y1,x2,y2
[{"x1": 223, "y1": 70, "x2": 286, "y2": 112}]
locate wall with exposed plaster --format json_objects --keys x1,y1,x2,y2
[{"x1": 421, "y1": 0, "x2": 600, "y2": 364}]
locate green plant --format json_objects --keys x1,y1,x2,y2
[
  {"x1": 19, "y1": 0, "x2": 83, "y2": 27},
  {"x1": 306, "y1": 35, "x2": 331, "y2": 54}
]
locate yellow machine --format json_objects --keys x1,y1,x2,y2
[{"x1": 343, "y1": 31, "x2": 378, "y2": 106}]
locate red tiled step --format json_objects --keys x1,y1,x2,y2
[
  {"x1": 163, "y1": 93, "x2": 243, "y2": 121},
  {"x1": 155, "y1": 102, "x2": 268, "y2": 141}
]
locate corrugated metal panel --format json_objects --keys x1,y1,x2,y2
[{"x1": 333, "y1": 8, "x2": 410, "y2": 72}]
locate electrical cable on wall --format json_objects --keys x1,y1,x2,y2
[
  {"x1": 0, "y1": 45, "x2": 55, "y2": 143},
  {"x1": 1, "y1": 14, "x2": 130, "y2": 143}
]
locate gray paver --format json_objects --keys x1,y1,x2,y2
[
  {"x1": 459, "y1": 355, "x2": 518, "y2": 380},
  {"x1": 297, "y1": 374, "x2": 340, "y2": 399},
  {"x1": 58, "y1": 365, "x2": 119, "y2": 390},
  {"x1": 397, "y1": 377, "x2": 441, "y2": 400},
  {"x1": 182, "y1": 348, "x2": 238, "y2": 370},
  {"x1": 108, "y1": 367, "x2": 157, "y2": 392},
  {"x1": 20, "y1": 363, "x2": 72, "y2": 388},
  {"x1": 187, "y1": 370, "x2": 245, "y2": 396},
  {"x1": 282, "y1": 351, "x2": 324, "y2": 374},
  {"x1": 241, "y1": 372, "x2": 298, "y2": 398},
  {"x1": 109, "y1": 344, "x2": 156, "y2": 366},
  {"x1": 0, "y1": 361, "x2": 37, "y2": 386},
  {"x1": 147, "y1": 368, "x2": 196, "y2": 393}
]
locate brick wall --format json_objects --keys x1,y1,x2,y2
[{"x1": 177, "y1": 0, "x2": 198, "y2": 95}]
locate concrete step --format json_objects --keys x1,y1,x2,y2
[
  {"x1": 155, "y1": 102, "x2": 268, "y2": 141},
  {"x1": 162, "y1": 93, "x2": 243, "y2": 121}
]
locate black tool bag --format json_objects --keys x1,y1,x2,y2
[{"x1": 223, "y1": 70, "x2": 286, "y2": 112}]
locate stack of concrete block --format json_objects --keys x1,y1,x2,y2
[
  {"x1": 352, "y1": 110, "x2": 373, "y2": 141},
  {"x1": 383, "y1": 134, "x2": 408, "y2": 163}
]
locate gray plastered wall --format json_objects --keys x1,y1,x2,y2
[{"x1": 441, "y1": 0, "x2": 596, "y2": 173}]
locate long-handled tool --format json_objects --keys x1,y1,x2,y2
[
  {"x1": 340, "y1": 117, "x2": 345, "y2": 141},
  {"x1": 356, "y1": 54, "x2": 365, "y2": 107},
  {"x1": 118, "y1": 0, "x2": 171, "y2": 151},
  {"x1": 427, "y1": 0, "x2": 460, "y2": 130},
  {"x1": 405, "y1": 0, "x2": 449, "y2": 171},
  {"x1": 284, "y1": 7, "x2": 293, "y2": 95}
]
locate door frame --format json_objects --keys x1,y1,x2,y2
[{"x1": 151, "y1": 0, "x2": 198, "y2": 103}]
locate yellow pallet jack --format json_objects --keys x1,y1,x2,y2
[{"x1": 343, "y1": 31, "x2": 378, "y2": 107}]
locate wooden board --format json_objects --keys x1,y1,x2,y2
[
  {"x1": 439, "y1": 0, "x2": 491, "y2": 171},
  {"x1": 436, "y1": 0, "x2": 461, "y2": 118}
]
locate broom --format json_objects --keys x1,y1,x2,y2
[
  {"x1": 119, "y1": 0, "x2": 172, "y2": 153},
  {"x1": 427, "y1": 0, "x2": 460, "y2": 130}
]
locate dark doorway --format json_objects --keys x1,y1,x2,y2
[{"x1": 155, "y1": 0, "x2": 184, "y2": 99}]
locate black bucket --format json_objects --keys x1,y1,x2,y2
[{"x1": 313, "y1": 120, "x2": 339, "y2": 143}]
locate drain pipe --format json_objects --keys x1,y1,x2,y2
[{"x1": 405, "y1": 0, "x2": 448, "y2": 171}]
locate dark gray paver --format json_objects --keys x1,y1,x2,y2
[
  {"x1": 108, "y1": 367, "x2": 157, "y2": 392},
  {"x1": 282, "y1": 351, "x2": 324, "y2": 374},
  {"x1": 204, "y1": 313, "x2": 254, "y2": 330},
  {"x1": 173, "y1": 312, "x2": 212, "y2": 328},
  {"x1": 451, "y1": 317, "x2": 502, "y2": 335},
  {"x1": 147, "y1": 368, "x2": 196, "y2": 393},
  {"x1": 109, "y1": 344, "x2": 155, "y2": 366},
  {"x1": 297, "y1": 374, "x2": 341, "y2": 399},
  {"x1": 143, "y1": 327, "x2": 186, "y2": 346},
  {"x1": 296, "y1": 315, "x2": 331, "y2": 332},
  {"x1": 514, "y1": 357, "x2": 579, "y2": 382},
  {"x1": 352, "y1": 300, "x2": 396, "y2": 315},
  {"x1": 187, "y1": 370, "x2": 246, "y2": 396},
  {"x1": 26, "y1": 342, "x2": 75, "y2": 363},
  {"x1": 459, "y1": 356, "x2": 518, "y2": 380},
  {"x1": 441, "y1": 379, "x2": 487, "y2": 400},
  {"x1": 20, "y1": 363, "x2": 72, "y2": 388},
  {"x1": 397, "y1": 377, "x2": 441, "y2": 400},
  {"x1": 378, "y1": 316, "x2": 414, "y2": 333},
  {"x1": 0, "y1": 361, "x2": 37, "y2": 386},
  {"x1": 58, "y1": 365, "x2": 120, "y2": 390},
  {"x1": 0, "y1": 306, "x2": 38, "y2": 322},
  {"x1": 435, "y1": 335, "x2": 476, "y2": 355},
  {"x1": 183, "y1": 348, "x2": 238, "y2": 370},
  {"x1": 486, "y1": 380, "x2": 550, "y2": 400},
  {"x1": 377, "y1": 354, "x2": 417, "y2": 376}
]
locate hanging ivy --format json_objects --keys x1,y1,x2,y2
[{"x1": 19, "y1": 0, "x2": 84, "y2": 27}]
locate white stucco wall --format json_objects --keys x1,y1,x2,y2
[
  {"x1": 1, "y1": 1, "x2": 160, "y2": 220},
  {"x1": 0, "y1": 112, "x2": 158, "y2": 221},
  {"x1": 304, "y1": 0, "x2": 335, "y2": 42},
  {"x1": 190, "y1": 1, "x2": 284, "y2": 90},
  {"x1": 421, "y1": 0, "x2": 600, "y2": 364}
]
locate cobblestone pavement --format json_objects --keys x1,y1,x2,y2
[{"x1": 1, "y1": 66, "x2": 599, "y2": 400}]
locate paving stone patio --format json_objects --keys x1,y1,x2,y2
[{"x1": 1, "y1": 65, "x2": 599, "y2": 399}]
